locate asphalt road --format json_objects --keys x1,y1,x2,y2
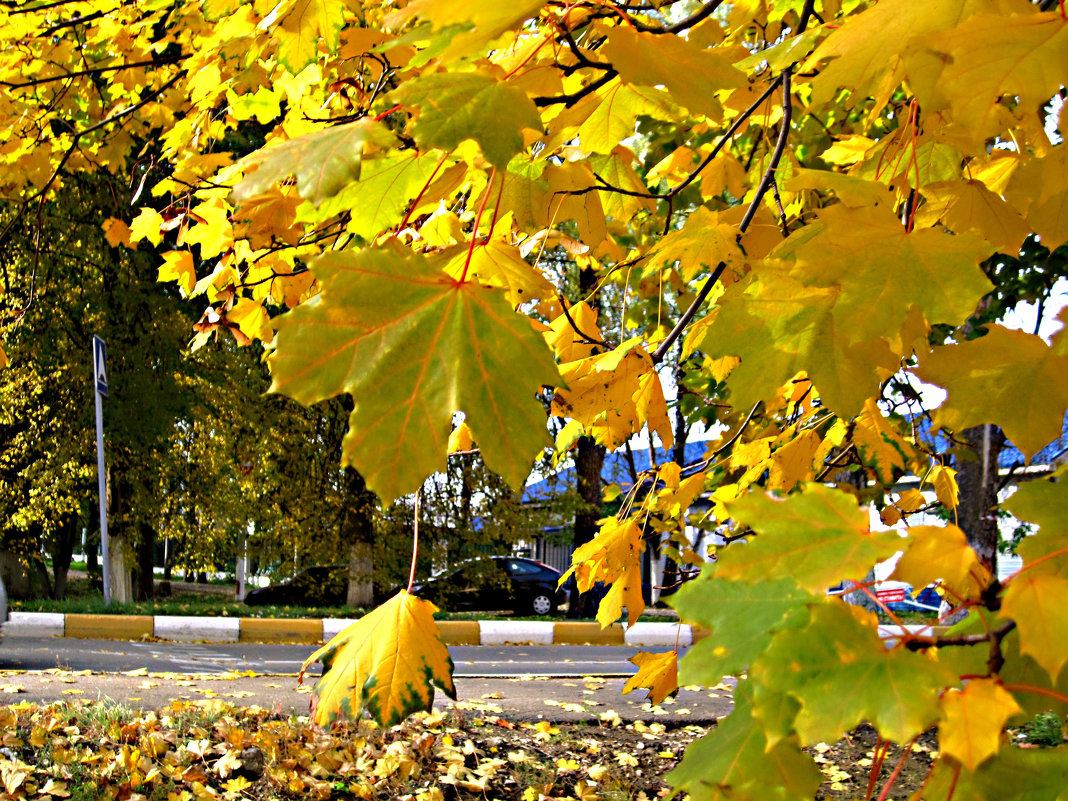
[
  {"x1": 0, "y1": 638, "x2": 732, "y2": 724},
  {"x1": 0, "y1": 638, "x2": 680, "y2": 677}
]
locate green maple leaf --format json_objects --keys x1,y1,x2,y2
[
  {"x1": 673, "y1": 574, "x2": 815, "y2": 682},
  {"x1": 269, "y1": 246, "x2": 561, "y2": 502},
  {"x1": 1003, "y1": 469, "x2": 1068, "y2": 577},
  {"x1": 299, "y1": 150, "x2": 445, "y2": 240},
  {"x1": 916, "y1": 325, "x2": 1068, "y2": 460},
  {"x1": 667, "y1": 686, "x2": 823, "y2": 801},
  {"x1": 234, "y1": 120, "x2": 398, "y2": 206},
  {"x1": 718, "y1": 483, "x2": 903, "y2": 594},
  {"x1": 390, "y1": 71, "x2": 541, "y2": 169},
  {"x1": 751, "y1": 603, "x2": 956, "y2": 744}
]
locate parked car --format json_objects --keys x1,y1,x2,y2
[
  {"x1": 411, "y1": 556, "x2": 567, "y2": 616},
  {"x1": 244, "y1": 566, "x2": 349, "y2": 607}
]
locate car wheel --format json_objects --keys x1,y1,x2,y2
[{"x1": 530, "y1": 592, "x2": 555, "y2": 616}]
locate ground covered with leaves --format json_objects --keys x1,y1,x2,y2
[{"x1": 0, "y1": 698, "x2": 1060, "y2": 801}]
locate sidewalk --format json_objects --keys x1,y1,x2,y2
[{"x1": 3, "y1": 611, "x2": 701, "y2": 646}]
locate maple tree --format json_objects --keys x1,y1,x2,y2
[{"x1": 3, "y1": 0, "x2": 1068, "y2": 797}]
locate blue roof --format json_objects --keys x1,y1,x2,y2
[
  {"x1": 525, "y1": 412, "x2": 1068, "y2": 502},
  {"x1": 524, "y1": 440, "x2": 709, "y2": 502},
  {"x1": 914, "y1": 412, "x2": 1068, "y2": 469}
]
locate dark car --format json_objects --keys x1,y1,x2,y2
[
  {"x1": 412, "y1": 556, "x2": 566, "y2": 616},
  {"x1": 244, "y1": 566, "x2": 348, "y2": 607}
]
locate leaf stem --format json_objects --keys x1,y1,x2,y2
[
  {"x1": 1003, "y1": 683, "x2": 1068, "y2": 705},
  {"x1": 875, "y1": 735, "x2": 919, "y2": 801},
  {"x1": 459, "y1": 168, "x2": 496, "y2": 284},
  {"x1": 407, "y1": 491, "x2": 421, "y2": 594}
]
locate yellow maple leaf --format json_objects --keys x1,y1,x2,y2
[
  {"x1": 447, "y1": 421, "x2": 475, "y2": 453},
  {"x1": 300, "y1": 591, "x2": 456, "y2": 727},
  {"x1": 564, "y1": 516, "x2": 641, "y2": 592},
  {"x1": 158, "y1": 251, "x2": 196, "y2": 297},
  {"x1": 1000, "y1": 574, "x2": 1068, "y2": 682},
  {"x1": 927, "y1": 465, "x2": 959, "y2": 511},
  {"x1": 622, "y1": 650, "x2": 678, "y2": 706},
  {"x1": 939, "y1": 679, "x2": 1021, "y2": 771},
  {"x1": 890, "y1": 525, "x2": 992, "y2": 601},
  {"x1": 919, "y1": 10, "x2": 1068, "y2": 145},
  {"x1": 129, "y1": 208, "x2": 164, "y2": 246},
  {"x1": 103, "y1": 218, "x2": 132, "y2": 249},
  {"x1": 598, "y1": 561, "x2": 645, "y2": 628}
]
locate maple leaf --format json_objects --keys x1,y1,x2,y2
[
  {"x1": 269, "y1": 246, "x2": 561, "y2": 502},
  {"x1": 390, "y1": 71, "x2": 541, "y2": 169},
  {"x1": 673, "y1": 574, "x2": 814, "y2": 682},
  {"x1": 924, "y1": 747, "x2": 1068, "y2": 801},
  {"x1": 939, "y1": 679, "x2": 1021, "y2": 771},
  {"x1": 928, "y1": 464, "x2": 960, "y2": 510},
  {"x1": 279, "y1": 0, "x2": 345, "y2": 69},
  {"x1": 233, "y1": 119, "x2": 397, "y2": 206},
  {"x1": 718, "y1": 483, "x2": 903, "y2": 594},
  {"x1": 917, "y1": 325, "x2": 1068, "y2": 460},
  {"x1": 622, "y1": 650, "x2": 678, "y2": 706},
  {"x1": 918, "y1": 11, "x2": 1068, "y2": 144},
  {"x1": 890, "y1": 525, "x2": 992, "y2": 602},
  {"x1": 1002, "y1": 470, "x2": 1068, "y2": 578},
  {"x1": 999, "y1": 573, "x2": 1068, "y2": 682},
  {"x1": 852, "y1": 399, "x2": 920, "y2": 484},
  {"x1": 300, "y1": 591, "x2": 456, "y2": 727},
  {"x1": 805, "y1": 0, "x2": 1019, "y2": 111},
  {"x1": 599, "y1": 27, "x2": 746, "y2": 119},
  {"x1": 385, "y1": 0, "x2": 546, "y2": 62},
  {"x1": 668, "y1": 687, "x2": 823, "y2": 801},
  {"x1": 751, "y1": 603, "x2": 956, "y2": 744}
]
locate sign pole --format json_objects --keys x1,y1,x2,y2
[{"x1": 93, "y1": 336, "x2": 111, "y2": 606}]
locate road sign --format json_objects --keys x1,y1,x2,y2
[
  {"x1": 92, "y1": 335, "x2": 108, "y2": 397},
  {"x1": 875, "y1": 587, "x2": 907, "y2": 603}
]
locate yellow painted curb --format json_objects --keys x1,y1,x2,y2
[
  {"x1": 240, "y1": 618, "x2": 321, "y2": 644},
  {"x1": 66, "y1": 614, "x2": 153, "y2": 640},
  {"x1": 436, "y1": 621, "x2": 480, "y2": 645},
  {"x1": 553, "y1": 622, "x2": 625, "y2": 645}
]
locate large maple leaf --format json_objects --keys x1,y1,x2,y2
[
  {"x1": 668, "y1": 687, "x2": 823, "y2": 801},
  {"x1": 233, "y1": 119, "x2": 398, "y2": 206},
  {"x1": 390, "y1": 71, "x2": 541, "y2": 169},
  {"x1": 674, "y1": 574, "x2": 814, "y2": 682},
  {"x1": 916, "y1": 325, "x2": 1068, "y2": 460},
  {"x1": 300, "y1": 591, "x2": 456, "y2": 727},
  {"x1": 939, "y1": 679, "x2": 1021, "y2": 771},
  {"x1": 718, "y1": 483, "x2": 903, "y2": 594},
  {"x1": 270, "y1": 246, "x2": 561, "y2": 502},
  {"x1": 751, "y1": 603, "x2": 956, "y2": 744}
]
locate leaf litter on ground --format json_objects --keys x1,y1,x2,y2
[{"x1": 0, "y1": 684, "x2": 1057, "y2": 801}]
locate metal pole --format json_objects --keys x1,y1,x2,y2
[{"x1": 94, "y1": 384, "x2": 111, "y2": 605}]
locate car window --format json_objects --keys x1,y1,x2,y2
[{"x1": 505, "y1": 560, "x2": 540, "y2": 576}]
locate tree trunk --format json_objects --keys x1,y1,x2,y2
[
  {"x1": 341, "y1": 467, "x2": 377, "y2": 608},
  {"x1": 51, "y1": 514, "x2": 78, "y2": 600},
  {"x1": 567, "y1": 264, "x2": 607, "y2": 619},
  {"x1": 106, "y1": 467, "x2": 133, "y2": 603},
  {"x1": 133, "y1": 520, "x2": 155, "y2": 601},
  {"x1": 956, "y1": 423, "x2": 1006, "y2": 577}
]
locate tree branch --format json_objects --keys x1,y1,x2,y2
[
  {"x1": 0, "y1": 54, "x2": 186, "y2": 89},
  {"x1": 650, "y1": 71, "x2": 794, "y2": 364},
  {"x1": 533, "y1": 69, "x2": 618, "y2": 108}
]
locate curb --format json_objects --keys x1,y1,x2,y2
[{"x1": 2, "y1": 612, "x2": 693, "y2": 646}]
